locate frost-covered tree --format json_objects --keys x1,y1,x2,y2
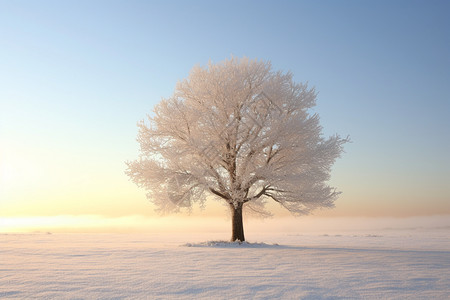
[{"x1": 126, "y1": 57, "x2": 348, "y2": 242}]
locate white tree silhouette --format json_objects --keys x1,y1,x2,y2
[{"x1": 126, "y1": 57, "x2": 348, "y2": 241}]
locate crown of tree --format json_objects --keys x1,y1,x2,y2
[{"x1": 126, "y1": 57, "x2": 348, "y2": 241}]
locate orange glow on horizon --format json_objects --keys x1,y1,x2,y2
[{"x1": 1, "y1": 214, "x2": 449, "y2": 235}]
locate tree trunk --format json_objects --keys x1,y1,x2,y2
[{"x1": 230, "y1": 203, "x2": 245, "y2": 242}]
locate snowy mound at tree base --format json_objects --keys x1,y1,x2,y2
[{"x1": 182, "y1": 240, "x2": 280, "y2": 248}]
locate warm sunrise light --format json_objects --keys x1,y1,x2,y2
[
  {"x1": 0, "y1": 0, "x2": 448, "y2": 235},
  {"x1": 1, "y1": 1, "x2": 449, "y2": 299},
  {"x1": 0, "y1": 154, "x2": 37, "y2": 188}
]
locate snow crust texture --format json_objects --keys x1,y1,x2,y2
[
  {"x1": 1, "y1": 231, "x2": 449, "y2": 299},
  {"x1": 183, "y1": 240, "x2": 280, "y2": 248}
]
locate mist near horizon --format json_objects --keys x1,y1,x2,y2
[{"x1": 2, "y1": 214, "x2": 449, "y2": 235}]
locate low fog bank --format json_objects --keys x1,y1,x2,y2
[{"x1": 1, "y1": 214, "x2": 449, "y2": 235}]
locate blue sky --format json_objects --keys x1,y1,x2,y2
[{"x1": 0, "y1": 0, "x2": 449, "y2": 223}]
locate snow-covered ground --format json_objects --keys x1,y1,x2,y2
[{"x1": 1, "y1": 228, "x2": 449, "y2": 299}]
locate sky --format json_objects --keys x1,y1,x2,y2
[{"x1": 1, "y1": 0, "x2": 449, "y2": 233}]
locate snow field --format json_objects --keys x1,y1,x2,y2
[{"x1": 1, "y1": 231, "x2": 449, "y2": 299}]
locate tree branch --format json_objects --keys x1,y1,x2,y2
[{"x1": 209, "y1": 188, "x2": 230, "y2": 201}]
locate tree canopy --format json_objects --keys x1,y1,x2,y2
[{"x1": 126, "y1": 57, "x2": 348, "y2": 241}]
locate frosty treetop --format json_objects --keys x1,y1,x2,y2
[{"x1": 126, "y1": 57, "x2": 347, "y2": 241}]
